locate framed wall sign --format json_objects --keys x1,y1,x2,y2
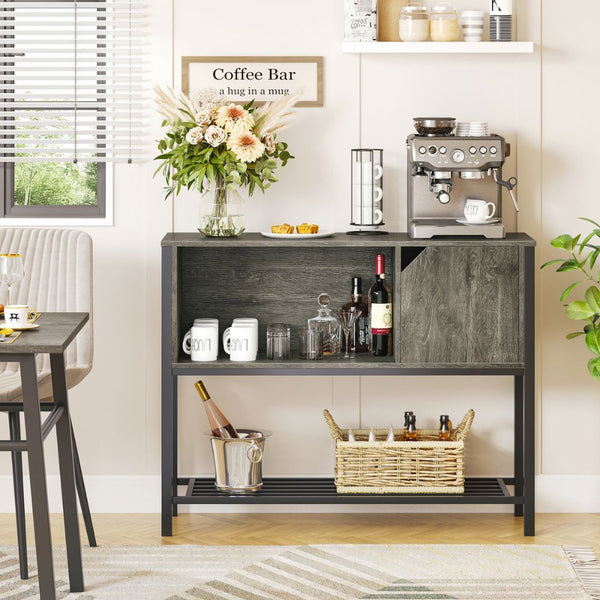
[{"x1": 182, "y1": 56, "x2": 324, "y2": 108}]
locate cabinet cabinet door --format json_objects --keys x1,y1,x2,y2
[{"x1": 400, "y1": 246, "x2": 521, "y2": 365}]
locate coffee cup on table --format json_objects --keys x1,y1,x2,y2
[
  {"x1": 464, "y1": 199, "x2": 496, "y2": 223},
  {"x1": 4, "y1": 305, "x2": 36, "y2": 327},
  {"x1": 223, "y1": 322, "x2": 258, "y2": 362},
  {"x1": 182, "y1": 322, "x2": 219, "y2": 362}
]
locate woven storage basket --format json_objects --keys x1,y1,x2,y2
[{"x1": 323, "y1": 408, "x2": 475, "y2": 494}]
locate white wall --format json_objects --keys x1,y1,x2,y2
[{"x1": 1, "y1": 0, "x2": 600, "y2": 515}]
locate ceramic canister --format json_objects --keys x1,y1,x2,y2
[{"x1": 490, "y1": 0, "x2": 513, "y2": 16}]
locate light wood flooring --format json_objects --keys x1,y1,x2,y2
[{"x1": 0, "y1": 513, "x2": 599, "y2": 554}]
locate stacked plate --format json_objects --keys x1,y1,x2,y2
[
  {"x1": 456, "y1": 121, "x2": 490, "y2": 136},
  {"x1": 490, "y1": 15, "x2": 512, "y2": 41}
]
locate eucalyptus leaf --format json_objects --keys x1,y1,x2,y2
[
  {"x1": 586, "y1": 286, "x2": 600, "y2": 313},
  {"x1": 588, "y1": 356, "x2": 600, "y2": 380},
  {"x1": 560, "y1": 281, "x2": 580, "y2": 302},
  {"x1": 585, "y1": 329, "x2": 600, "y2": 355},
  {"x1": 567, "y1": 331, "x2": 585, "y2": 339},
  {"x1": 566, "y1": 300, "x2": 596, "y2": 321}
]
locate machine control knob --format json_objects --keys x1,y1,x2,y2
[
  {"x1": 452, "y1": 149, "x2": 465, "y2": 163},
  {"x1": 480, "y1": 146, "x2": 488, "y2": 154},
  {"x1": 419, "y1": 146, "x2": 427, "y2": 154},
  {"x1": 469, "y1": 146, "x2": 478, "y2": 155},
  {"x1": 439, "y1": 146, "x2": 447, "y2": 154},
  {"x1": 428, "y1": 146, "x2": 437, "y2": 155},
  {"x1": 437, "y1": 191, "x2": 451, "y2": 204},
  {"x1": 490, "y1": 146, "x2": 498, "y2": 155}
]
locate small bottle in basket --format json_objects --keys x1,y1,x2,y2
[
  {"x1": 405, "y1": 414, "x2": 418, "y2": 441},
  {"x1": 439, "y1": 414, "x2": 451, "y2": 440},
  {"x1": 403, "y1": 411, "x2": 413, "y2": 439}
]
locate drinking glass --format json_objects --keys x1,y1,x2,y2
[
  {"x1": 0, "y1": 253, "x2": 24, "y2": 305},
  {"x1": 266, "y1": 323, "x2": 290, "y2": 360},
  {"x1": 299, "y1": 329, "x2": 323, "y2": 360},
  {"x1": 334, "y1": 308, "x2": 362, "y2": 359}
]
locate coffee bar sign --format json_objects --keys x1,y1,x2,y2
[{"x1": 182, "y1": 56, "x2": 324, "y2": 108}]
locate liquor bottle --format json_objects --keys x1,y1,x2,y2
[
  {"x1": 342, "y1": 277, "x2": 370, "y2": 353},
  {"x1": 403, "y1": 411, "x2": 413, "y2": 439},
  {"x1": 405, "y1": 414, "x2": 418, "y2": 441},
  {"x1": 439, "y1": 415, "x2": 451, "y2": 441},
  {"x1": 194, "y1": 380, "x2": 239, "y2": 438},
  {"x1": 368, "y1": 254, "x2": 393, "y2": 356}
]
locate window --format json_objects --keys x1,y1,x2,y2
[{"x1": 0, "y1": 0, "x2": 144, "y2": 218}]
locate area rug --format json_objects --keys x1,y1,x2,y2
[{"x1": 1, "y1": 544, "x2": 599, "y2": 600}]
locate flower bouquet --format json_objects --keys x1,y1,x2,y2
[{"x1": 154, "y1": 86, "x2": 298, "y2": 237}]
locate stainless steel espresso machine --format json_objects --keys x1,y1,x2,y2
[{"x1": 407, "y1": 117, "x2": 518, "y2": 239}]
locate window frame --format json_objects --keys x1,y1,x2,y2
[{"x1": 0, "y1": 0, "x2": 108, "y2": 219}]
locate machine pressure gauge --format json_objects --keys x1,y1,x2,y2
[{"x1": 451, "y1": 149, "x2": 465, "y2": 163}]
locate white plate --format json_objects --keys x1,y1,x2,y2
[
  {"x1": 260, "y1": 231, "x2": 335, "y2": 239},
  {"x1": 0, "y1": 321, "x2": 40, "y2": 330},
  {"x1": 456, "y1": 218, "x2": 500, "y2": 225}
]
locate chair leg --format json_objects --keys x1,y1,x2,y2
[
  {"x1": 9, "y1": 412, "x2": 29, "y2": 580},
  {"x1": 70, "y1": 422, "x2": 97, "y2": 547}
]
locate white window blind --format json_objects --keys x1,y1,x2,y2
[{"x1": 0, "y1": 0, "x2": 146, "y2": 163}]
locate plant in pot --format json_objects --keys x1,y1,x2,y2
[
  {"x1": 542, "y1": 218, "x2": 600, "y2": 380},
  {"x1": 154, "y1": 86, "x2": 298, "y2": 237}
]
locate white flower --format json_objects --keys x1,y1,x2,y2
[
  {"x1": 195, "y1": 108, "x2": 213, "y2": 127},
  {"x1": 262, "y1": 133, "x2": 275, "y2": 154},
  {"x1": 204, "y1": 125, "x2": 227, "y2": 148},
  {"x1": 185, "y1": 126, "x2": 203, "y2": 145},
  {"x1": 193, "y1": 88, "x2": 227, "y2": 111},
  {"x1": 215, "y1": 103, "x2": 255, "y2": 133},
  {"x1": 227, "y1": 131, "x2": 265, "y2": 163}
]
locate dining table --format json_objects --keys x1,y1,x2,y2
[{"x1": 0, "y1": 312, "x2": 88, "y2": 599}]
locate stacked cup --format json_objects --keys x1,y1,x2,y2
[
  {"x1": 490, "y1": 0, "x2": 512, "y2": 41},
  {"x1": 461, "y1": 10, "x2": 484, "y2": 42}
]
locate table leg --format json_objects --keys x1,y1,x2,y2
[
  {"x1": 514, "y1": 376, "x2": 524, "y2": 517},
  {"x1": 50, "y1": 353, "x2": 84, "y2": 592},
  {"x1": 20, "y1": 354, "x2": 56, "y2": 600}
]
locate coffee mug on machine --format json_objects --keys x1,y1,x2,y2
[{"x1": 464, "y1": 199, "x2": 496, "y2": 223}]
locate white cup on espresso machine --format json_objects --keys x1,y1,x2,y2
[{"x1": 349, "y1": 149, "x2": 388, "y2": 235}]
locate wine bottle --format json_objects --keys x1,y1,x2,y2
[
  {"x1": 194, "y1": 380, "x2": 239, "y2": 438},
  {"x1": 342, "y1": 277, "x2": 369, "y2": 353},
  {"x1": 368, "y1": 254, "x2": 393, "y2": 356}
]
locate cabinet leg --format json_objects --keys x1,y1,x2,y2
[
  {"x1": 514, "y1": 376, "x2": 524, "y2": 517},
  {"x1": 161, "y1": 376, "x2": 176, "y2": 536},
  {"x1": 523, "y1": 371, "x2": 535, "y2": 536}
]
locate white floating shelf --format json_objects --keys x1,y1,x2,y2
[{"x1": 342, "y1": 41, "x2": 535, "y2": 54}]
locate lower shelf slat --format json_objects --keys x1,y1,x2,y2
[{"x1": 174, "y1": 477, "x2": 520, "y2": 505}]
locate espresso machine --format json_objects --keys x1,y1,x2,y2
[{"x1": 407, "y1": 118, "x2": 518, "y2": 239}]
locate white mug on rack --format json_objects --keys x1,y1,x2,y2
[
  {"x1": 464, "y1": 199, "x2": 496, "y2": 223},
  {"x1": 223, "y1": 322, "x2": 258, "y2": 362},
  {"x1": 353, "y1": 163, "x2": 383, "y2": 184},
  {"x1": 182, "y1": 322, "x2": 219, "y2": 362}
]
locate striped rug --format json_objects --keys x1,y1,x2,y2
[{"x1": 0, "y1": 544, "x2": 598, "y2": 599}]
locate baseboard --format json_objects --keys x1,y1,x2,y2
[{"x1": 0, "y1": 474, "x2": 595, "y2": 514}]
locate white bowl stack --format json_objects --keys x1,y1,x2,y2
[
  {"x1": 461, "y1": 10, "x2": 484, "y2": 42},
  {"x1": 456, "y1": 121, "x2": 490, "y2": 136}
]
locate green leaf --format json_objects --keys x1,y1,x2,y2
[
  {"x1": 580, "y1": 217, "x2": 600, "y2": 228},
  {"x1": 557, "y1": 259, "x2": 581, "y2": 272},
  {"x1": 586, "y1": 286, "x2": 600, "y2": 313},
  {"x1": 566, "y1": 300, "x2": 596, "y2": 321},
  {"x1": 586, "y1": 329, "x2": 600, "y2": 355},
  {"x1": 561, "y1": 281, "x2": 581, "y2": 302},
  {"x1": 567, "y1": 331, "x2": 585, "y2": 339},
  {"x1": 551, "y1": 234, "x2": 574, "y2": 251},
  {"x1": 541, "y1": 259, "x2": 567, "y2": 269},
  {"x1": 588, "y1": 356, "x2": 600, "y2": 380},
  {"x1": 591, "y1": 249, "x2": 600, "y2": 269}
]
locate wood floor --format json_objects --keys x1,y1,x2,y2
[{"x1": 0, "y1": 513, "x2": 599, "y2": 554}]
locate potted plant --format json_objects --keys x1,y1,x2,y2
[
  {"x1": 542, "y1": 217, "x2": 600, "y2": 380},
  {"x1": 154, "y1": 87, "x2": 298, "y2": 237}
]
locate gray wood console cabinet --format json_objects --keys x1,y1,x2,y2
[{"x1": 161, "y1": 233, "x2": 536, "y2": 536}]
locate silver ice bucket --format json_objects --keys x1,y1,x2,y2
[{"x1": 207, "y1": 429, "x2": 271, "y2": 493}]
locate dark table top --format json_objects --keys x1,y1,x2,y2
[{"x1": 0, "y1": 312, "x2": 89, "y2": 354}]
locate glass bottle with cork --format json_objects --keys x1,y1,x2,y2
[
  {"x1": 195, "y1": 380, "x2": 239, "y2": 438},
  {"x1": 368, "y1": 253, "x2": 393, "y2": 357},
  {"x1": 439, "y1": 414, "x2": 451, "y2": 440},
  {"x1": 404, "y1": 414, "x2": 418, "y2": 441}
]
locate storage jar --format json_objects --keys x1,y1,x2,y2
[
  {"x1": 399, "y1": 1, "x2": 429, "y2": 42},
  {"x1": 378, "y1": 0, "x2": 404, "y2": 41},
  {"x1": 430, "y1": 1, "x2": 459, "y2": 42}
]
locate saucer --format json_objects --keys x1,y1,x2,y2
[
  {"x1": 0, "y1": 320, "x2": 40, "y2": 330},
  {"x1": 457, "y1": 218, "x2": 500, "y2": 225}
]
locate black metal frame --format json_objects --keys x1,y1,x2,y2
[{"x1": 160, "y1": 242, "x2": 536, "y2": 538}]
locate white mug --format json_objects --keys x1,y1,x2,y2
[
  {"x1": 352, "y1": 203, "x2": 384, "y2": 225},
  {"x1": 490, "y1": 0, "x2": 512, "y2": 15},
  {"x1": 4, "y1": 305, "x2": 36, "y2": 327},
  {"x1": 353, "y1": 163, "x2": 383, "y2": 183},
  {"x1": 182, "y1": 324, "x2": 219, "y2": 362},
  {"x1": 464, "y1": 199, "x2": 496, "y2": 223},
  {"x1": 233, "y1": 317, "x2": 258, "y2": 326},
  {"x1": 223, "y1": 322, "x2": 258, "y2": 362}
]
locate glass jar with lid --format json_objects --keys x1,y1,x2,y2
[
  {"x1": 308, "y1": 293, "x2": 341, "y2": 356},
  {"x1": 399, "y1": 1, "x2": 429, "y2": 42},
  {"x1": 430, "y1": 1, "x2": 459, "y2": 42}
]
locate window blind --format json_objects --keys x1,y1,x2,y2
[{"x1": 0, "y1": 0, "x2": 146, "y2": 163}]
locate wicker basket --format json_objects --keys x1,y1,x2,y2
[{"x1": 323, "y1": 408, "x2": 475, "y2": 494}]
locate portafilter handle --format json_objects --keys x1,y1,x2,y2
[{"x1": 491, "y1": 169, "x2": 519, "y2": 212}]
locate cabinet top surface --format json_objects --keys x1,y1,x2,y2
[{"x1": 161, "y1": 232, "x2": 536, "y2": 248}]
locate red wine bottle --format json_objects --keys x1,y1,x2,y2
[{"x1": 368, "y1": 254, "x2": 393, "y2": 357}]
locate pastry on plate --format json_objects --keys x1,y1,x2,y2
[
  {"x1": 296, "y1": 223, "x2": 319, "y2": 234},
  {"x1": 271, "y1": 223, "x2": 294, "y2": 234}
]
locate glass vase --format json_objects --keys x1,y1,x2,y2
[{"x1": 198, "y1": 179, "x2": 245, "y2": 237}]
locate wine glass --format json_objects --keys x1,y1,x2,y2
[
  {"x1": 0, "y1": 253, "x2": 25, "y2": 305},
  {"x1": 334, "y1": 308, "x2": 362, "y2": 359}
]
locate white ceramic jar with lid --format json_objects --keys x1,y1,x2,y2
[
  {"x1": 399, "y1": 1, "x2": 429, "y2": 42},
  {"x1": 430, "y1": 1, "x2": 459, "y2": 41}
]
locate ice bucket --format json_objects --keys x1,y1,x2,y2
[{"x1": 207, "y1": 429, "x2": 271, "y2": 493}]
